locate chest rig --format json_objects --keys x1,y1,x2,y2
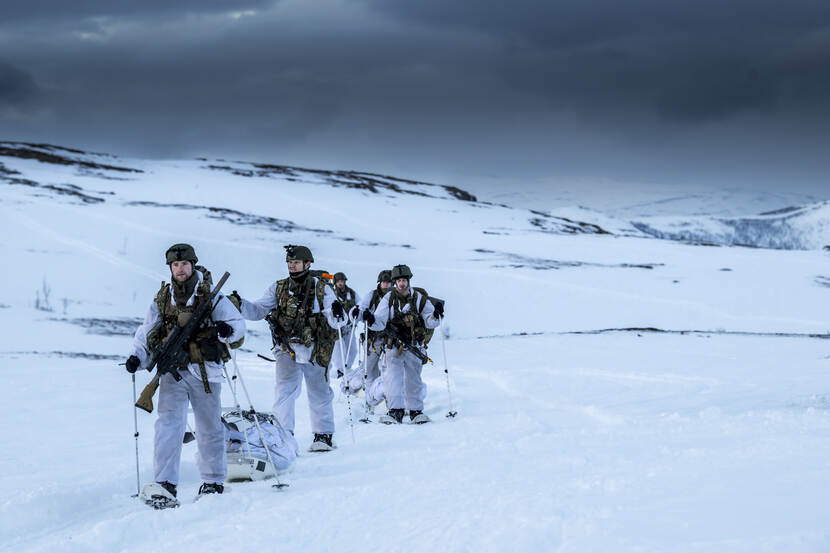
[
  {"x1": 147, "y1": 267, "x2": 228, "y2": 393},
  {"x1": 388, "y1": 289, "x2": 428, "y2": 346},
  {"x1": 270, "y1": 276, "x2": 336, "y2": 370}
]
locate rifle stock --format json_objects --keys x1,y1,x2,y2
[{"x1": 136, "y1": 373, "x2": 160, "y2": 413}]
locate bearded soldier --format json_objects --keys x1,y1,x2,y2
[
  {"x1": 329, "y1": 272, "x2": 361, "y2": 379},
  {"x1": 125, "y1": 243, "x2": 246, "y2": 508},
  {"x1": 366, "y1": 264, "x2": 442, "y2": 424},
  {"x1": 233, "y1": 245, "x2": 346, "y2": 452}
]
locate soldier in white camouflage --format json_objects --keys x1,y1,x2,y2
[
  {"x1": 126, "y1": 243, "x2": 246, "y2": 507},
  {"x1": 366, "y1": 264, "x2": 442, "y2": 424},
  {"x1": 233, "y1": 245, "x2": 347, "y2": 452}
]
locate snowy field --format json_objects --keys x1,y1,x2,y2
[{"x1": 2, "y1": 143, "x2": 830, "y2": 552}]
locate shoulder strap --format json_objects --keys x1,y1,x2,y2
[
  {"x1": 413, "y1": 287, "x2": 428, "y2": 313},
  {"x1": 275, "y1": 278, "x2": 289, "y2": 306},
  {"x1": 315, "y1": 277, "x2": 328, "y2": 312},
  {"x1": 154, "y1": 281, "x2": 169, "y2": 315}
]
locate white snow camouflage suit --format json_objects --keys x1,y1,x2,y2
[
  {"x1": 239, "y1": 275, "x2": 346, "y2": 436},
  {"x1": 131, "y1": 269, "x2": 246, "y2": 486},
  {"x1": 369, "y1": 287, "x2": 439, "y2": 412}
]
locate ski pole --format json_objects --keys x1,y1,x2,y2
[
  {"x1": 231, "y1": 351, "x2": 289, "y2": 490},
  {"x1": 359, "y1": 321, "x2": 372, "y2": 422},
  {"x1": 222, "y1": 365, "x2": 253, "y2": 461},
  {"x1": 131, "y1": 374, "x2": 141, "y2": 497},
  {"x1": 336, "y1": 324, "x2": 356, "y2": 444},
  {"x1": 438, "y1": 315, "x2": 457, "y2": 418}
]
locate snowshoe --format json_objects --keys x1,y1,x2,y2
[
  {"x1": 379, "y1": 408, "x2": 404, "y2": 424},
  {"x1": 409, "y1": 410, "x2": 430, "y2": 424},
  {"x1": 140, "y1": 481, "x2": 180, "y2": 510},
  {"x1": 307, "y1": 433, "x2": 335, "y2": 452}
]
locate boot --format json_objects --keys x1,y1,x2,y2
[
  {"x1": 308, "y1": 433, "x2": 335, "y2": 452},
  {"x1": 197, "y1": 482, "x2": 224, "y2": 496},
  {"x1": 409, "y1": 410, "x2": 430, "y2": 424},
  {"x1": 380, "y1": 408, "x2": 405, "y2": 424}
]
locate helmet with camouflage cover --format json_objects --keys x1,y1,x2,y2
[
  {"x1": 165, "y1": 243, "x2": 198, "y2": 265},
  {"x1": 391, "y1": 264, "x2": 413, "y2": 280},
  {"x1": 333, "y1": 272, "x2": 347, "y2": 282},
  {"x1": 377, "y1": 270, "x2": 392, "y2": 283},
  {"x1": 284, "y1": 244, "x2": 314, "y2": 262}
]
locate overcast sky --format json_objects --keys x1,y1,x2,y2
[{"x1": 1, "y1": 0, "x2": 829, "y2": 195}]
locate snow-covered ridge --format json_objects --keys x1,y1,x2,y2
[
  {"x1": 3, "y1": 141, "x2": 829, "y2": 253},
  {"x1": 631, "y1": 201, "x2": 830, "y2": 250}
]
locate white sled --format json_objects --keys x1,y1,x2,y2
[{"x1": 222, "y1": 408, "x2": 298, "y2": 482}]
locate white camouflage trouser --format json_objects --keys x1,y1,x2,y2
[
  {"x1": 340, "y1": 336, "x2": 383, "y2": 395},
  {"x1": 154, "y1": 371, "x2": 225, "y2": 485},
  {"x1": 381, "y1": 347, "x2": 427, "y2": 411},
  {"x1": 274, "y1": 351, "x2": 335, "y2": 435}
]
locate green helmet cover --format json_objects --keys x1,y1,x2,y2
[
  {"x1": 391, "y1": 264, "x2": 413, "y2": 280},
  {"x1": 284, "y1": 244, "x2": 314, "y2": 262},
  {"x1": 165, "y1": 243, "x2": 198, "y2": 265},
  {"x1": 377, "y1": 270, "x2": 392, "y2": 283},
  {"x1": 334, "y1": 272, "x2": 347, "y2": 282}
]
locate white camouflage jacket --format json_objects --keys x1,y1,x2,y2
[
  {"x1": 369, "y1": 287, "x2": 440, "y2": 343},
  {"x1": 131, "y1": 270, "x2": 246, "y2": 383},
  {"x1": 239, "y1": 275, "x2": 346, "y2": 365}
]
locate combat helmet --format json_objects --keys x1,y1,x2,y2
[
  {"x1": 377, "y1": 270, "x2": 392, "y2": 283},
  {"x1": 333, "y1": 272, "x2": 347, "y2": 282},
  {"x1": 284, "y1": 244, "x2": 314, "y2": 262},
  {"x1": 165, "y1": 243, "x2": 198, "y2": 265},
  {"x1": 391, "y1": 264, "x2": 413, "y2": 280}
]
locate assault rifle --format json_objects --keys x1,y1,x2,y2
[
  {"x1": 264, "y1": 311, "x2": 296, "y2": 358},
  {"x1": 377, "y1": 326, "x2": 432, "y2": 365},
  {"x1": 135, "y1": 272, "x2": 230, "y2": 413}
]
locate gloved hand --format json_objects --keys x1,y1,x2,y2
[
  {"x1": 125, "y1": 355, "x2": 141, "y2": 373},
  {"x1": 230, "y1": 290, "x2": 243, "y2": 307},
  {"x1": 362, "y1": 310, "x2": 375, "y2": 325},
  {"x1": 332, "y1": 300, "x2": 345, "y2": 320},
  {"x1": 433, "y1": 302, "x2": 444, "y2": 318},
  {"x1": 216, "y1": 321, "x2": 234, "y2": 338},
  {"x1": 350, "y1": 306, "x2": 360, "y2": 320}
]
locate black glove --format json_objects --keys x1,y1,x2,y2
[
  {"x1": 125, "y1": 355, "x2": 141, "y2": 374},
  {"x1": 216, "y1": 321, "x2": 234, "y2": 338},
  {"x1": 350, "y1": 306, "x2": 360, "y2": 319},
  {"x1": 433, "y1": 302, "x2": 444, "y2": 318},
  {"x1": 332, "y1": 300, "x2": 344, "y2": 320},
  {"x1": 362, "y1": 310, "x2": 375, "y2": 325}
]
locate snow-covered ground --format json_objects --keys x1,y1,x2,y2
[{"x1": 2, "y1": 143, "x2": 830, "y2": 552}]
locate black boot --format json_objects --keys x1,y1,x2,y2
[
  {"x1": 409, "y1": 410, "x2": 430, "y2": 424},
  {"x1": 389, "y1": 408, "x2": 405, "y2": 423},
  {"x1": 197, "y1": 482, "x2": 224, "y2": 495},
  {"x1": 308, "y1": 433, "x2": 335, "y2": 452},
  {"x1": 159, "y1": 481, "x2": 177, "y2": 497}
]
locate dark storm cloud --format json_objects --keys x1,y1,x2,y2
[
  {"x1": 0, "y1": 62, "x2": 40, "y2": 106},
  {"x1": 0, "y1": 0, "x2": 276, "y2": 21},
  {"x1": 368, "y1": 0, "x2": 830, "y2": 122},
  {"x1": 0, "y1": 0, "x2": 829, "y2": 194}
]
